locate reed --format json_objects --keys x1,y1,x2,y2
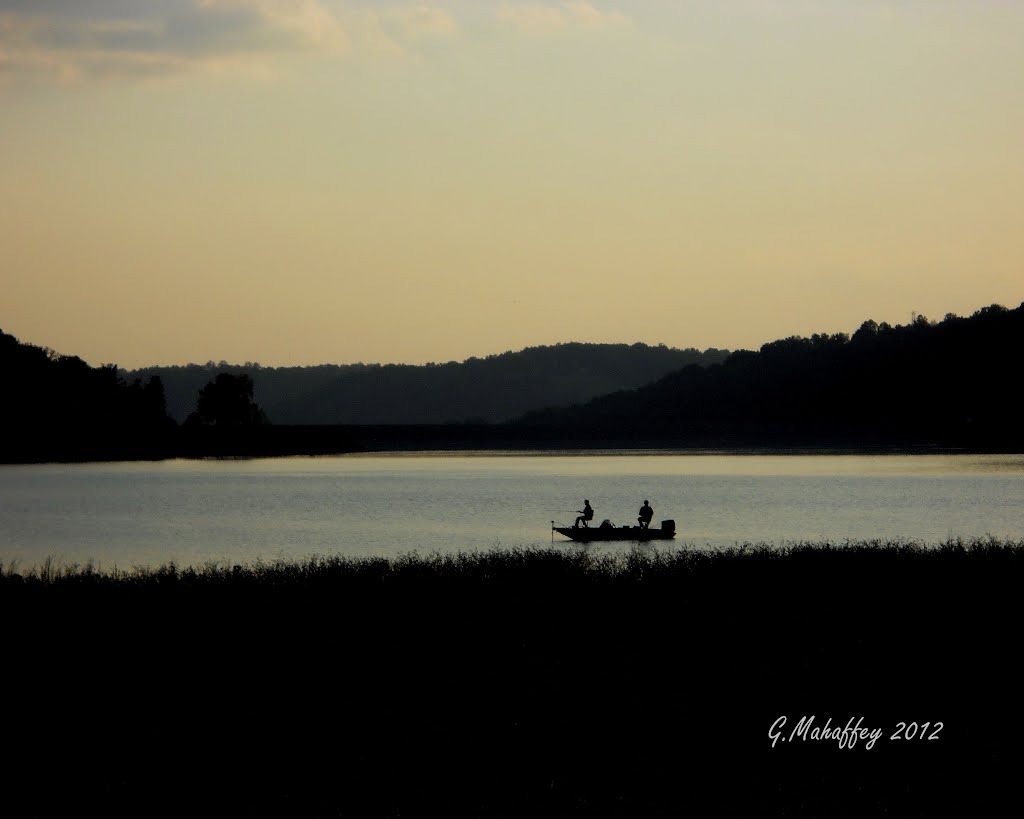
[
  {"x1": 3, "y1": 538, "x2": 1021, "y2": 817},
  {"x1": 4, "y1": 536, "x2": 1022, "y2": 587}
]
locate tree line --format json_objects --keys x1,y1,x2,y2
[
  {"x1": 4, "y1": 301, "x2": 1022, "y2": 461},
  {"x1": 126, "y1": 343, "x2": 730, "y2": 424},
  {"x1": 0, "y1": 331, "x2": 267, "y2": 462},
  {"x1": 515, "y1": 303, "x2": 1024, "y2": 449}
]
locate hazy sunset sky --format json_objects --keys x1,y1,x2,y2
[{"x1": 2, "y1": 1, "x2": 1022, "y2": 368}]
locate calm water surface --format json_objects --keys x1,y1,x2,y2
[{"x1": 1, "y1": 452, "x2": 1022, "y2": 570}]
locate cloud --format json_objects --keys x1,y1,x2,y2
[
  {"x1": 0, "y1": 0, "x2": 457, "y2": 83},
  {"x1": 199, "y1": 0, "x2": 350, "y2": 52},
  {"x1": 496, "y1": 2, "x2": 564, "y2": 34},
  {"x1": 497, "y1": 1, "x2": 629, "y2": 34},
  {"x1": 391, "y1": 5, "x2": 458, "y2": 38},
  {"x1": 345, "y1": 3, "x2": 458, "y2": 60},
  {"x1": 561, "y1": 1, "x2": 628, "y2": 29}
]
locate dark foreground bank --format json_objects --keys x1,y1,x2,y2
[{"x1": 4, "y1": 540, "x2": 1022, "y2": 817}]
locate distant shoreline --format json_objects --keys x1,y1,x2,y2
[{"x1": 3, "y1": 422, "x2": 1021, "y2": 464}]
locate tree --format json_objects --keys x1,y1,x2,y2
[{"x1": 189, "y1": 373, "x2": 269, "y2": 426}]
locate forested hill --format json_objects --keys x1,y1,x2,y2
[
  {"x1": 0, "y1": 330, "x2": 173, "y2": 461},
  {"x1": 515, "y1": 303, "x2": 1024, "y2": 449},
  {"x1": 126, "y1": 343, "x2": 730, "y2": 425}
]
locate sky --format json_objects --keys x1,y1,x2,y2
[{"x1": 2, "y1": 1, "x2": 1022, "y2": 368}]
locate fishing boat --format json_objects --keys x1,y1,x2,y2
[{"x1": 552, "y1": 519, "x2": 676, "y2": 542}]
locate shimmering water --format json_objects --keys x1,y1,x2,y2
[{"x1": 1, "y1": 452, "x2": 1022, "y2": 570}]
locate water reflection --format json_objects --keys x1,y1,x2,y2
[{"x1": 1, "y1": 453, "x2": 1021, "y2": 569}]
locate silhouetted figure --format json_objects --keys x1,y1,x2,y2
[
  {"x1": 638, "y1": 500, "x2": 654, "y2": 529},
  {"x1": 599, "y1": 519, "x2": 614, "y2": 530},
  {"x1": 575, "y1": 500, "x2": 594, "y2": 528}
]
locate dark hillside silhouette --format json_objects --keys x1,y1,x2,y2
[
  {"x1": 7, "y1": 300, "x2": 1022, "y2": 461},
  {"x1": 123, "y1": 360, "x2": 347, "y2": 424},
  {"x1": 516, "y1": 303, "x2": 1024, "y2": 449},
  {"x1": 0, "y1": 329, "x2": 174, "y2": 462},
  {"x1": 127, "y1": 343, "x2": 729, "y2": 424}
]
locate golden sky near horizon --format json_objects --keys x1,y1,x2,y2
[{"x1": 2, "y1": 1, "x2": 1022, "y2": 368}]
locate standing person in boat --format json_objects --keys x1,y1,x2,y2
[
  {"x1": 637, "y1": 500, "x2": 654, "y2": 529},
  {"x1": 575, "y1": 500, "x2": 594, "y2": 528}
]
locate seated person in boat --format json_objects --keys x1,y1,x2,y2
[
  {"x1": 575, "y1": 500, "x2": 594, "y2": 528},
  {"x1": 599, "y1": 519, "x2": 615, "y2": 530},
  {"x1": 638, "y1": 500, "x2": 654, "y2": 529}
]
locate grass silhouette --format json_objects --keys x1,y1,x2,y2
[{"x1": 3, "y1": 539, "x2": 1021, "y2": 816}]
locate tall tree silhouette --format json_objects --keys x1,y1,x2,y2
[{"x1": 189, "y1": 373, "x2": 268, "y2": 427}]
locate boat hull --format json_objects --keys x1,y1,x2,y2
[{"x1": 553, "y1": 525, "x2": 675, "y2": 542}]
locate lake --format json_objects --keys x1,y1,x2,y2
[{"x1": 1, "y1": 452, "x2": 1022, "y2": 570}]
